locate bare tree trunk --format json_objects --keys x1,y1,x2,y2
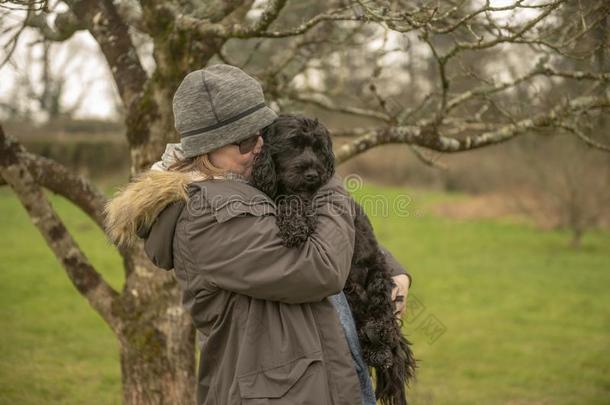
[
  {"x1": 0, "y1": 125, "x2": 198, "y2": 405},
  {"x1": 117, "y1": 285, "x2": 196, "y2": 404},
  {"x1": 113, "y1": 242, "x2": 198, "y2": 404},
  {"x1": 120, "y1": 347, "x2": 194, "y2": 404}
]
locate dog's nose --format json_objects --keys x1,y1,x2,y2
[{"x1": 304, "y1": 171, "x2": 319, "y2": 183}]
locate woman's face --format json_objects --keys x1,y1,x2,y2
[
  {"x1": 240, "y1": 135, "x2": 264, "y2": 179},
  {"x1": 209, "y1": 135, "x2": 264, "y2": 179}
]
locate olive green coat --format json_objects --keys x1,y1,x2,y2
[{"x1": 106, "y1": 170, "x2": 363, "y2": 404}]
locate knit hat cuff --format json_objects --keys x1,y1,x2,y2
[{"x1": 181, "y1": 105, "x2": 277, "y2": 158}]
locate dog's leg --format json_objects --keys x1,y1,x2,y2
[
  {"x1": 346, "y1": 203, "x2": 417, "y2": 405},
  {"x1": 275, "y1": 196, "x2": 317, "y2": 247}
]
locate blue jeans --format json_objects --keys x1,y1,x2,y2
[{"x1": 329, "y1": 291, "x2": 376, "y2": 405}]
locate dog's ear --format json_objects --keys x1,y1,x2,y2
[
  {"x1": 321, "y1": 128, "x2": 336, "y2": 180},
  {"x1": 251, "y1": 145, "x2": 279, "y2": 198}
]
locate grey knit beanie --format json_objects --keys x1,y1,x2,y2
[{"x1": 172, "y1": 64, "x2": 278, "y2": 158}]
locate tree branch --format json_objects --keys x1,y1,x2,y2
[
  {"x1": 249, "y1": 0, "x2": 288, "y2": 32},
  {"x1": 0, "y1": 124, "x2": 120, "y2": 332},
  {"x1": 177, "y1": 6, "x2": 362, "y2": 39},
  {"x1": 288, "y1": 92, "x2": 391, "y2": 122},
  {"x1": 558, "y1": 124, "x2": 610, "y2": 153},
  {"x1": 23, "y1": 8, "x2": 85, "y2": 41},
  {"x1": 113, "y1": 0, "x2": 146, "y2": 32},
  {"x1": 335, "y1": 92, "x2": 610, "y2": 162},
  {"x1": 0, "y1": 150, "x2": 108, "y2": 228},
  {"x1": 67, "y1": 0, "x2": 147, "y2": 110},
  {"x1": 0, "y1": 133, "x2": 139, "y2": 276},
  {"x1": 447, "y1": 64, "x2": 610, "y2": 114}
]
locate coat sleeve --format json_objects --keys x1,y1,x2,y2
[
  {"x1": 178, "y1": 176, "x2": 356, "y2": 304},
  {"x1": 380, "y1": 245, "x2": 413, "y2": 288}
]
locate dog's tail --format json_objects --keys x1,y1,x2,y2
[{"x1": 374, "y1": 332, "x2": 418, "y2": 405}]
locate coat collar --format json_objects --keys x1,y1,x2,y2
[{"x1": 104, "y1": 170, "x2": 201, "y2": 247}]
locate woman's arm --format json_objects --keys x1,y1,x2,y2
[
  {"x1": 379, "y1": 246, "x2": 412, "y2": 318},
  {"x1": 178, "y1": 176, "x2": 356, "y2": 304},
  {"x1": 380, "y1": 245, "x2": 413, "y2": 288}
]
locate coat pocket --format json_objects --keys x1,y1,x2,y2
[{"x1": 237, "y1": 351, "x2": 329, "y2": 402}]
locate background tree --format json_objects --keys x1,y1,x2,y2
[
  {"x1": 0, "y1": 26, "x2": 94, "y2": 121},
  {"x1": 1, "y1": 0, "x2": 610, "y2": 403},
  {"x1": 502, "y1": 6, "x2": 610, "y2": 248}
]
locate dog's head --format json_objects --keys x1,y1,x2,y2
[{"x1": 252, "y1": 114, "x2": 335, "y2": 198}]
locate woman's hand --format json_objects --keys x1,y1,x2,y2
[{"x1": 391, "y1": 274, "x2": 411, "y2": 319}]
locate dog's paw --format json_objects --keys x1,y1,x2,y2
[{"x1": 277, "y1": 215, "x2": 311, "y2": 247}]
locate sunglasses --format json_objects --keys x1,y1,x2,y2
[{"x1": 232, "y1": 134, "x2": 260, "y2": 154}]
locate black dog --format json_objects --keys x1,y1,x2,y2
[{"x1": 251, "y1": 114, "x2": 417, "y2": 405}]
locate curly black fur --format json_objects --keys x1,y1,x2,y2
[{"x1": 251, "y1": 114, "x2": 417, "y2": 405}]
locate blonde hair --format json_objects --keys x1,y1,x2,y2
[{"x1": 167, "y1": 152, "x2": 227, "y2": 178}]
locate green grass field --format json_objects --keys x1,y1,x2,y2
[{"x1": 1, "y1": 182, "x2": 609, "y2": 404}]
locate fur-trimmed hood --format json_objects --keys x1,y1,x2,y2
[{"x1": 104, "y1": 170, "x2": 203, "y2": 247}]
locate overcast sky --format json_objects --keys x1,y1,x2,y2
[{"x1": 0, "y1": 27, "x2": 118, "y2": 120}]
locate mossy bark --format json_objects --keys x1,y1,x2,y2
[{"x1": 113, "y1": 250, "x2": 197, "y2": 404}]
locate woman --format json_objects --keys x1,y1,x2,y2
[{"x1": 105, "y1": 64, "x2": 411, "y2": 404}]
